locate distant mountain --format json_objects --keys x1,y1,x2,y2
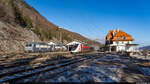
[
  {"x1": 139, "y1": 46, "x2": 150, "y2": 50},
  {"x1": 94, "y1": 38, "x2": 105, "y2": 44},
  {"x1": 88, "y1": 37, "x2": 105, "y2": 44},
  {"x1": 0, "y1": 0, "x2": 101, "y2": 52}
]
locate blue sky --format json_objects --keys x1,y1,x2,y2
[{"x1": 25, "y1": 0, "x2": 150, "y2": 46}]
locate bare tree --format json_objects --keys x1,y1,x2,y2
[{"x1": 142, "y1": 49, "x2": 148, "y2": 59}]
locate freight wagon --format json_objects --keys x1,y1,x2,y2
[{"x1": 25, "y1": 42, "x2": 55, "y2": 52}]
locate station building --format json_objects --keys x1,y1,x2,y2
[{"x1": 105, "y1": 28, "x2": 138, "y2": 52}]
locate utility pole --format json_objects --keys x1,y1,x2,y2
[
  {"x1": 58, "y1": 27, "x2": 62, "y2": 43},
  {"x1": 30, "y1": 28, "x2": 34, "y2": 42}
]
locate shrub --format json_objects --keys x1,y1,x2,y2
[
  {"x1": 10, "y1": 0, "x2": 27, "y2": 27},
  {"x1": 33, "y1": 27, "x2": 53, "y2": 40},
  {"x1": 62, "y1": 33, "x2": 72, "y2": 42},
  {"x1": 33, "y1": 27, "x2": 41, "y2": 37},
  {"x1": 43, "y1": 29, "x2": 52, "y2": 40},
  {"x1": 23, "y1": 16, "x2": 33, "y2": 29}
]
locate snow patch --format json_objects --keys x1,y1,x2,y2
[
  {"x1": 140, "y1": 67, "x2": 150, "y2": 76},
  {"x1": 51, "y1": 64, "x2": 124, "y2": 82}
]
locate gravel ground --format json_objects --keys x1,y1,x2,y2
[
  {"x1": 3, "y1": 53, "x2": 150, "y2": 83},
  {"x1": 44, "y1": 55, "x2": 125, "y2": 82}
]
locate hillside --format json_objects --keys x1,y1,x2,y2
[
  {"x1": 139, "y1": 46, "x2": 150, "y2": 50},
  {"x1": 0, "y1": 0, "x2": 101, "y2": 52}
]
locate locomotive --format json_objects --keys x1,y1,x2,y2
[
  {"x1": 25, "y1": 42, "x2": 55, "y2": 52},
  {"x1": 71, "y1": 43, "x2": 94, "y2": 53}
]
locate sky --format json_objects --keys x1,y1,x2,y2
[{"x1": 25, "y1": 0, "x2": 150, "y2": 46}]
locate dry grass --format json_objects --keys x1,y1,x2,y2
[
  {"x1": 121, "y1": 73, "x2": 150, "y2": 82},
  {"x1": 139, "y1": 62, "x2": 150, "y2": 67},
  {"x1": 0, "y1": 51, "x2": 24, "y2": 55}
]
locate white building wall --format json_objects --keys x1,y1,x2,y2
[
  {"x1": 113, "y1": 41, "x2": 132, "y2": 45},
  {"x1": 110, "y1": 41, "x2": 134, "y2": 52},
  {"x1": 126, "y1": 46, "x2": 134, "y2": 52},
  {"x1": 116, "y1": 46, "x2": 126, "y2": 52}
]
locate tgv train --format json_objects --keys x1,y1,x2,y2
[
  {"x1": 25, "y1": 42, "x2": 55, "y2": 52},
  {"x1": 71, "y1": 43, "x2": 94, "y2": 53}
]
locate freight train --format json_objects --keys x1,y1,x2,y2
[{"x1": 25, "y1": 42, "x2": 55, "y2": 52}]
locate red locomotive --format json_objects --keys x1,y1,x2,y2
[{"x1": 71, "y1": 43, "x2": 93, "y2": 53}]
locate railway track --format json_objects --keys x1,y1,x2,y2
[
  {"x1": 0, "y1": 52, "x2": 99, "y2": 69},
  {"x1": 0, "y1": 52, "x2": 69, "y2": 59},
  {"x1": 35, "y1": 54, "x2": 102, "y2": 83},
  {"x1": 0, "y1": 57, "x2": 75, "y2": 77},
  {"x1": 0, "y1": 53, "x2": 101, "y2": 83},
  {"x1": 0, "y1": 52, "x2": 70, "y2": 64},
  {"x1": 0, "y1": 52, "x2": 73, "y2": 69},
  {"x1": 0, "y1": 55, "x2": 70, "y2": 70},
  {"x1": 19, "y1": 56, "x2": 98, "y2": 83},
  {"x1": 0, "y1": 53, "x2": 87, "y2": 76},
  {"x1": 0, "y1": 53, "x2": 82, "y2": 74}
]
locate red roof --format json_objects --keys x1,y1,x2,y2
[{"x1": 106, "y1": 29, "x2": 134, "y2": 41}]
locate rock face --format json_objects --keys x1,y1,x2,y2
[
  {"x1": 0, "y1": 0, "x2": 101, "y2": 52},
  {"x1": 0, "y1": 21, "x2": 41, "y2": 52}
]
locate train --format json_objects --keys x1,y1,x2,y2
[
  {"x1": 25, "y1": 42, "x2": 55, "y2": 52},
  {"x1": 71, "y1": 43, "x2": 94, "y2": 53},
  {"x1": 25, "y1": 42, "x2": 94, "y2": 53}
]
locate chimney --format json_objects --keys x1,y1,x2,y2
[
  {"x1": 117, "y1": 28, "x2": 119, "y2": 32},
  {"x1": 113, "y1": 28, "x2": 116, "y2": 36}
]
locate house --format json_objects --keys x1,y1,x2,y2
[{"x1": 105, "y1": 28, "x2": 138, "y2": 52}]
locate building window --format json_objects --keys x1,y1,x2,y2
[
  {"x1": 117, "y1": 37, "x2": 120, "y2": 40},
  {"x1": 128, "y1": 41, "x2": 130, "y2": 44},
  {"x1": 123, "y1": 37, "x2": 125, "y2": 40},
  {"x1": 126, "y1": 46, "x2": 130, "y2": 50},
  {"x1": 122, "y1": 42, "x2": 124, "y2": 44},
  {"x1": 123, "y1": 37, "x2": 128, "y2": 40},
  {"x1": 117, "y1": 41, "x2": 119, "y2": 44}
]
